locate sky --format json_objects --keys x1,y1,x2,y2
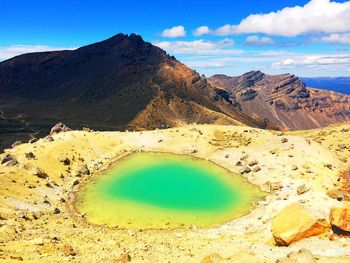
[{"x1": 1, "y1": 0, "x2": 350, "y2": 77}]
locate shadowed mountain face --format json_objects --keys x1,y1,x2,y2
[
  {"x1": 0, "y1": 33, "x2": 263, "y2": 150},
  {"x1": 209, "y1": 71, "x2": 350, "y2": 130}
]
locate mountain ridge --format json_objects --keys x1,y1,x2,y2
[
  {"x1": 0, "y1": 33, "x2": 263, "y2": 150},
  {"x1": 209, "y1": 71, "x2": 350, "y2": 130}
]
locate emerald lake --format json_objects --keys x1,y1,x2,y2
[{"x1": 77, "y1": 153, "x2": 264, "y2": 229}]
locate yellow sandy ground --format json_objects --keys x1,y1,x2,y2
[{"x1": 0, "y1": 123, "x2": 350, "y2": 262}]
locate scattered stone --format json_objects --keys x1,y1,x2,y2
[
  {"x1": 32, "y1": 168, "x2": 48, "y2": 179},
  {"x1": 10, "y1": 255, "x2": 23, "y2": 261},
  {"x1": 58, "y1": 156, "x2": 70, "y2": 165},
  {"x1": 82, "y1": 127, "x2": 91, "y2": 132},
  {"x1": 29, "y1": 137, "x2": 38, "y2": 143},
  {"x1": 330, "y1": 206, "x2": 350, "y2": 234},
  {"x1": 53, "y1": 208, "x2": 61, "y2": 214},
  {"x1": 50, "y1": 122, "x2": 71, "y2": 135},
  {"x1": 276, "y1": 249, "x2": 316, "y2": 263},
  {"x1": 291, "y1": 165, "x2": 298, "y2": 171},
  {"x1": 297, "y1": 184, "x2": 309, "y2": 195},
  {"x1": 73, "y1": 180, "x2": 79, "y2": 186},
  {"x1": 248, "y1": 160, "x2": 258, "y2": 166},
  {"x1": 272, "y1": 203, "x2": 330, "y2": 246},
  {"x1": 225, "y1": 154, "x2": 229, "y2": 158},
  {"x1": 115, "y1": 253, "x2": 131, "y2": 263},
  {"x1": 11, "y1": 141, "x2": 22, "y2": 148},
  {"x1": 235, "y1": 161, "x2": 243, "y2": 166},
  {"x1": 338, "y1": 144, "x2": 347, "y2": 150},
  {"x1": 1, "y1": 155, "x2": 18, "y2": 167},
  {"x1": 158, "y1": 139, "x2": 163, "y2": 143},
  {"x1": 324, "y1": 163, "x2": 333, "y2": 170},
  {"x1": 239, "y1": 166, "x2": 251, "y2": 174},
  {"x1": 253, "y1": 166, "x2": 261, "y2": 172},
  {"x1": 76, "y1": 164, "x2": 90, "y2": 176},
  {"x1": 61, "y1": 244, "x2": 76, "y2": 256},
  {"x1": 281, "y1": 137, "x2": 288, "y2": 143},
  {"x1": 25, "y1": 152, "x2": 35, "y2": 160},
  {"x1": 270, "y1": 182, "x2": 283, "y2": 191}
]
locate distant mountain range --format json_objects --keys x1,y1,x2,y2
[
  {"x1": 0, "y1": 33, "x2": 349, "y2": 150},
  {"x1": 301, "y1": 77, "x2": 350, "y2": 95},
  {"x1": 209, "y1": 72, "x2": 350, "y2": 130}
]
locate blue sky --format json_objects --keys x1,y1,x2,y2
[{"x1": 1, "y1": 0, "x2": 350, "y2": 77}]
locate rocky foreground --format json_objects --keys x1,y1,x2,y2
[{"x1": 0, "y1": 123, "x2": 350, "y2": 262}]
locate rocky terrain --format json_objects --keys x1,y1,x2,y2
[
  {"x1": 0, "y1": 34, "x2": 263, "y2": 151},
  {"x1": 0, "y1": 122, "x2": 350, "y2": 262},
  {"x1": 209, "y1": 71, "x2": 350, "y2": 130}
]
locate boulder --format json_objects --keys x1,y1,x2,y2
[
  {"x1": 272, "y1": 203, "x2": 330, "y2": 246},
  {"x1": 33, "y1": 168, "x2": 48, "y2": 179},
  {"x1": 330, "y1": 206, "x2": 350, "y2": 234},
  {"x1": 297, "y1": 184, "x2": 309, "y2": 195},
  {"x1": 1, "y1": 154, "x2": 18, "y2": 167},
  {"x1": 25, "y1": 152, "x2": 35, "y2": 160},
  {"x1": 239, "y1": 166, "x2": 251, "y2": 174},
  {"x1": 50, "y1": 122, "x2": 71, "y2": 135}
]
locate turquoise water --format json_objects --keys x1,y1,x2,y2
[{"x1": 77, "y1": 153, "x2": 264, "y2": 229}]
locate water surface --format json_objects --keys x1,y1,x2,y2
[{"x1": 77, "y1": 153, "x2": 264, "y2": 229}]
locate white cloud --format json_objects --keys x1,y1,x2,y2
[
  {"x1": 272, "y1": 53, "x2": 350, "y2": 69},
  {"x1": 195, "y1": 0, "x2": 350, "y2": 37},
  {"x1": 0, "y1": 45, "x2": 76, "y2": 61},
  {"x1": 321, "y1": 33, "x2": 350, "y2": 44},
  {"x1": 245, "y1": 35, "x2": 275, "y2": 46},
  {"x1": 153, "y1": 39, "x2": 242, "y2": 55},
  {"x1": 161, "y1": 25, "x2": 186, "y2": 38},
  {"x1": 193, "y1": 26, "x2": 211, "y2": 36}
]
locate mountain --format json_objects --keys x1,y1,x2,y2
[
  {"x1": 0, "y1": 33, "x2": 263, "y2": 150},
  {"x1": 301, "y1": 77, "x2": 350, "y2": 95},
  {"x1": 209, "y1": 71, "x2": 350, "y2": 130}
]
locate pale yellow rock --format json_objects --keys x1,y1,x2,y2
[{"x1": 272, "y1": 203, "x2": 330, "y2": 246}]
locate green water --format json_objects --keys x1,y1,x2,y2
[{"x1": 77, "y1": 153, "x2": 265, "y2": 229}]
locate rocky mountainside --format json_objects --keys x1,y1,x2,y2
[
  {"x1": 0, "y1": 33, "x2": 262, "y2": 150},
  {"x1": 209, "y1": 71, "x2": 350, "y2": 130}
]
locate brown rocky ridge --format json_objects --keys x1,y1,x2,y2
[{"x1": 209, "y1": 71, "x2": 350, "y2": 130}]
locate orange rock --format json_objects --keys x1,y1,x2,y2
[
  {"x1": 330, "y1": 206, "x2": 350, "y2": 233},
  {"x1": 115, "y1": 253, "x2": 131, "y2": 263},
  {"x1": 272, "y1": 203, "x2": 330, "y2": 246}
]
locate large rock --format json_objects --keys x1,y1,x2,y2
[
  {"x1": 50, "y1": 122, "x2": 71, "y2": 135},
  {"x1": 272, "y1": 203, "x2": 330, "y2": 246},
  {"x1": 330, "y1": 206, "x2": 350, "y2": 234},
  {"x1": 1, "y1": 154, "x2": 18, "y2": 167}
]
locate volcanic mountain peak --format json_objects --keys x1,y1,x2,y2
[{"x1": 0, "y1": 33, "x2": 263, "y2": 150}]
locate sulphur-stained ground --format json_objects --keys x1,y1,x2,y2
[{"x1": 0, "y1": 123, "x2": 350, "y2": 262}]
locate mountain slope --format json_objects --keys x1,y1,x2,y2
[
  {"x1": 209, "y1": 71, "x2": 350, "y2": 130},
  {"x1": 0, "y1": 33, "x2": 262, "y2": 150}
]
